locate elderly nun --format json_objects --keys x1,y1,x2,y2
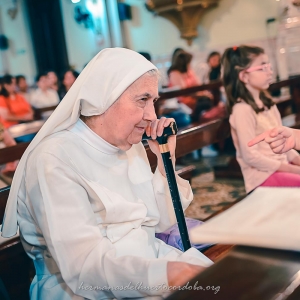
[{"x1": 1, "y1": 48, "x2": 212, "y2": 300}]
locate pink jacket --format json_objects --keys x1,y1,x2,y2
[{"x1": 229, "y1": 102, "x2": 299, "y2": 193}]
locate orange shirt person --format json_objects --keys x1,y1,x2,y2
[{"x1": 0, "y1": 75, "x2": 33, "y2": 128}]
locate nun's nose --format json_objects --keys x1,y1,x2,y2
[{"x1": 144, "y1": 101, "x2": 157, "y2": 122}]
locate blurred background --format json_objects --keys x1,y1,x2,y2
[{"x1": 0, "y1": 0, "x2": 299, "y2": 86}]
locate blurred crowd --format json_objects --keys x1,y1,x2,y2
[
  {"x1": 0, "y1": 69, "x2": 80, "y2": 129},
  {"x1": 0, "y1": 69, "x2": 80, "y2": 176},
  {"x1": 140, "y1": 48, "x2": 226, "y2": 157},
  {"x1": 0, "y1": 49, "x2": 225, "y2": 164}
]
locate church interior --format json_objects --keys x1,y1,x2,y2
[{"x1": 1, "y1": 0, "x2": 300, "y2": 299}]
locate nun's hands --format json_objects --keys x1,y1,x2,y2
[
  {"x1": 146, "y1": 117, "x2": 176, "y2": 177},
  {"x1": 167, "y1": 262, "x2": 205, "y2": 288},
  {"x1": 248, "y1": 126, "x2": 296, "y2": 153}
]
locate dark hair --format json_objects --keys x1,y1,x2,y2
[
  {"x1": 0, "y1": 74, "x2": 14, "y2": 98},
  {"x1": 58, "y1": 69, "x2": 80, "y2": 100},
  {"x1": 66, "y1": 69, "x2": 79, "y2": 79},
  {"x1": 207, "y1": 51, "x2": 220, "y2": 62},
  {"x1": 167, "y1": 50, "x2": 192, "y2": 76},
  {"x1": 138, "y1": 52, "x2": 152, "y2": 62},
  {"x1": 15, "y1": 75, "x2": 26, "y2": 85},
  {"x1": 166, "y1": 48, "x2": 184, "y2": 77},
  {"x1": 60, "y1": 69, "x2": 79, "y2": 79},
  {"x1": 46, "y1": 70, "x2": 58, "y2": 76},
  {"x1": 222, "y1": 45, "x2": 274, "y2": 114},
  {"x1": 35, "y1": 72, "x2": 48, "y2": 83},
  {"x1": 171, "y1": 48, "x2": 183, "y2": 62}
]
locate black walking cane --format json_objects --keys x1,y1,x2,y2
[{"x1": 143, "y1": 122, "x2": 192, "y2": 251}]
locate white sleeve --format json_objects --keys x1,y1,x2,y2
[
  {"x1": 152, "y1": 167, "x2": 193, "y2": 233},
  {"x1": 27, "y1": 152, "x2": 169, "y2": 299}
]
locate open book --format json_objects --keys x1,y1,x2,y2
[{"x1": 190, "y1": 187, "x2": 300, "y2": 251}]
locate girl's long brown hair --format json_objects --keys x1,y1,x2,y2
[
  {"x1": 0, "y1": 74, "x2": 14, "y2": 98},
  {"x1": 167, "y1": 50, "x2": 192, "y2": 76},
  {"x1": 221, "y1": 45, "x2": 274, "y2": 114}
]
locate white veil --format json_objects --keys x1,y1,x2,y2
[{"x1": 1, "y1": 48, "x2": 157, "y2": 237}]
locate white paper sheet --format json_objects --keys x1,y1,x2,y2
[{"x1": 190, "y1": 187, "x2": 300, "y2": 251}]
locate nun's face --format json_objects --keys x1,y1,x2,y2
[{"x1": 92, "y1": 73, "x2": 158, "y2": 151}]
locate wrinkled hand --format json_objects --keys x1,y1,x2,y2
[
  {"x1": 146, "y1": 117, "x2": 176, "y2": 158},
  {"x1": 248, "y1": 126, "x2": 296, "y2": 153},
  {"x1": 167, "y1": 261, "x2": 205, "y2": 288}
]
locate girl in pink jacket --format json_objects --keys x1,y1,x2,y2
[{"x1": 222, "y1": 45, "x2": 300, "y2": 193}]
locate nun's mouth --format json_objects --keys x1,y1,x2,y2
[{"x1": 135, "y1": 126, "x2": 146, "y2": 133}]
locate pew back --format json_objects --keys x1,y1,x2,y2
[{"x1": 0, "y1": 186, "x2": 9, "y2": 224}]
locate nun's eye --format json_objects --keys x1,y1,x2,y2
[{"x1": 140, "y1": 97, "x2": 147, "y2": 101}]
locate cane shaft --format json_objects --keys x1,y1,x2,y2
[{"x1": 160, "y1": 150, "x2": 191, "y2": 251}]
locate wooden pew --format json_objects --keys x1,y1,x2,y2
[
  {"x1": 145, "y1": 118, "x2": 230, "y2": 169},
  {"x1": 0, "y1": 117, "x2": 231, "y2": 181},
  {"x1": 158, "y1": 76, "x2": 300, "y2": 116},
  {"x1": 166, "y1": 245, "x2": 300, "y2": 300},
  {"x1": 33, "y1": 105, "x2": 58, "y2": 120},
  {"x1": 158, "y1": 80, "x2": 223, "y2": 101},
  {"x1": 0, "y1": 186, "x2": 32, "y2": 300},
  {"x1": 0, "y1": 143, "x2": 29, "y2": 165}
]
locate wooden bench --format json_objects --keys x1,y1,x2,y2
[
  {"x1": 33, "y1": 105, "x2": 58, "y2": 120},
  {"x1": 157, "y1": 76, "x2": 300, "y2": 117},
  {"x1": 0, "y1": 186, "x2": 32, "y2": 300},
  {"x1": 166, "y1": 245, "x2": 300, "y2": 300},
  {"x1": 0, "y1": 116, "x2": 231, "y2": 183}
]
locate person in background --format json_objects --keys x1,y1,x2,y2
[
  {"x1": 168, "y1": 50, "x2": 220, "y2": 156},
  {"x1": 167, "y1": 50, "x2": 217, "y2": 120},
  {"x1": 138, "y1": 51, "x2": 152, "y2": 62},
  {"x1": 139, "y1": 50, "x2": 192, "y2": 129},
  {"x1": 0, "y1": 74, "x2": 33, "y2": 129},
  {"x1": 170, "y1": 48, "x2": 184, "y2": 65},
  {"x1": 58, "y1": 69, "x2": 79, "y2": 100},
  {"x1": 30, "y1": 73, "x2": 60, "y2": 108},
  {"x1": 47, "y1": 70, "x2": 59, "y2": 92},
  {"x1": 223, "y1": 45, "x2": 300, "y2": 193},
  {"x1": 16, "y1": 75, "x2": 31, "y2": 103},
  {"x1": 197, "y1": 51, "x2": 227, "y2": 107},
  {"x1": 197, "y1": 51, "x2": 222, "y2": 84}
]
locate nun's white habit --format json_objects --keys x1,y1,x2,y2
[{"x1": 1, "y1": 48, "x2": 212, "y2": 299}]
